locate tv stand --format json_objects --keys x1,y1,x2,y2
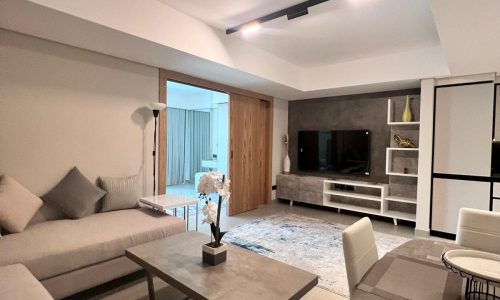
[{"x1": 276, "y1": 174, "x2": 415, "y2": 225}]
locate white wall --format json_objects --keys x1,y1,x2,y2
[
  {"x1": 0, "y1": 29, "x2": 158, "y2": 196},
  {"x1": 272, "y1": 99, "x2": 289, "y2": 199},
  {"x1": 416, "y1": 78, "x2": 435, "y2": 234},
  {"x1": 431, "y1": 0, "x2": 500, "y2": 76}
]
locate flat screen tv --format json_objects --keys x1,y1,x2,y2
[{"x1": 298, "y1": 130, "x2": 370, "y2": 176}]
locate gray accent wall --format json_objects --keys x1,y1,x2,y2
[{"x1": 288, "y1": 89, "x2": 420, "y2": 183}]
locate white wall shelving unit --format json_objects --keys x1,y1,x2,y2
[
  {"x1": 385, "y1": 98, "x2": 420, "y2": 224},
  {"x1": 386, "y1": 148, "x2": 419, "y2": 177},
  {"x1": 323, "y1": 179, "x2": 415, "y2": 224},
  {"x1": 387, "y1": 98, "x2": 420, "y2": 126}
]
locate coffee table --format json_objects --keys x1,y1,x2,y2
[
  {"x1": 125, "y1": 231, "x2": 318, "y2": 300},
  {"x1": 140, "y1": 194, "x2": 198, "y2": 231}
]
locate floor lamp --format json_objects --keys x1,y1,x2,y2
[{"x1": 150, "y1": 102, "x2": 167, "y2": 196}]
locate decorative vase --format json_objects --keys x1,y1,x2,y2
[
  {"x1": 402, "y1": 96, "x2": 412, "y2": 122},
  {"x1": 283, "y1": 154, "x2": 290, "y2": 174},
  {"x1": 202, "y1": 243, "x2": 228, "y2": 266}
]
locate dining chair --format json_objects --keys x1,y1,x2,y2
[
  {"x1": 456, "y1": 208, "x2": 500, "y2": 254},
  {"x1": 342, "y1": 217, "x2": 379, "y2": 294}
]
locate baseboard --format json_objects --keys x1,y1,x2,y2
[
  {"x1": 414, "y1": 228, "x2": 430, "y2": 238},
  {"x1": 430, "y1": 230, "x2": 456, "y2": 240}
]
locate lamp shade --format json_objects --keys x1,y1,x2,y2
[{"x1": 150, "y1": 102, "x2": 167, "y2": 111}]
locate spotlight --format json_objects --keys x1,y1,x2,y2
[{"x1": 241, "y1": 22, "x2": 261, "y2": 34}]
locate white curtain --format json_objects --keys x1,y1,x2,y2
[{"x1": 167, "y1": 108, "x2": 211, "y2": 185}]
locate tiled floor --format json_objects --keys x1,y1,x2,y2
[{"x1": 88, "y1": 199, "x2": 434, "y2": 299}]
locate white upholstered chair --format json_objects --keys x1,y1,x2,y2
[
  {"x1": 456, "y1": 208, "x2": 500, "y2": 254},
  {"x1": 342, "y1": 217, "x2": 379, "y2": 294}
]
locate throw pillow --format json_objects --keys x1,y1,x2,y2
[
  {"x1": 27, "y1": 202, "x2": 67, "y2": 226},
  {"x1": 0, "y1": 174, "x2": 43, "y2": 233},
  {"x1": 99, "y1": 174, "x2": 140, "y2": 212},
  {"x1": 42, "y1": 167, "x2": 106, "y2": 219}
]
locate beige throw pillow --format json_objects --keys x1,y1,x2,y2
[
  {"x1": 0, "y1": 175, "x2": 43, "y2": 233},
  {"x1": 99, "y1": 175, "x2": 140, "y2": 212}
]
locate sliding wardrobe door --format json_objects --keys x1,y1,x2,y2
[
  {"x1": 432, "y1": 179, "x2": 490, "y2": 234},
  {"x1": 229, "y1": 93, "x2": 272, "y2": 215},
  {"x1": 433, "y1": 83, "x2": 493, "y2": 176},
  {"x1": 431, "y1": 82, "x2": 495, "y2": 235}
]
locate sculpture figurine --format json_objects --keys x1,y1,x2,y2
[{"x1": 394, "y1": 134, "x2": 416, "y2": 148}]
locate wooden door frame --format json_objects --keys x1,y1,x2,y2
[{"x1": 158, "y1": 69, "x2": 273, "y2": 205}]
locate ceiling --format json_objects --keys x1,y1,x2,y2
[
  {"x1": 159, "y1": 0, "x2": 441, "y2": 67},
  {"x1": 2, "y1": 0, "x2": 499, "y2": 100}
]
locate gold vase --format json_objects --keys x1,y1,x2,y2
[{"x1": 402, "y1": 96, "x2": 412, "y2": 122}]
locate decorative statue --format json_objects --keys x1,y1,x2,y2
[{"x1": 394, "y1": 134, "x2": 416, "y2": 148}]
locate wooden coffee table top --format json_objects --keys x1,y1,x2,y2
[{"x1": 126, "y1": 231, "x2": 318, "y2": 300}]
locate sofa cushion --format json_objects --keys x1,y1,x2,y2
[
  {"x1": 0, "y1": 207, "x2": 186, "y2": 280},
  {"x1": 42, "y1": 167, "x2": 106, "y2": 219},
  {"x1": 99, "y1": 175, "x2": 140, "y2": 212},
  {"x1": 0, "y1": 175, "x2": 43, "y2": 233},
  {"x1": 0, "y1": 264, "x2": 53, "y2": 300}
]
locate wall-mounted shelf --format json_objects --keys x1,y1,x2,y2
[
  {"x1": 386, "y1": 172, "x2": 418, "y2": 177},
  {"x1": 388, "y1": 121, "x2": 420, "y2": 126},
  {"x1": 386, "y1": 148, "x2": 419, "y2": 177},
  {"x1": 387, "y1": 99, "x2": 420, "y2": 125},
  {"x1": 387, "y1": 147, "x2": 419, "y2": 151}
]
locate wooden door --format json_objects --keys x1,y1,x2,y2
[{"x1": 229, "y1": 93, "x2": 272, "y2": 215}]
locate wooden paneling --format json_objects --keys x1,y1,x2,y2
[
  {"x1": 229, "y1": 94, "x2": 272, "y2": 215},
  {"x1": 158, "y1": 70, "x2": 167, "y2": 195},
  {"x1": 258, "y1": 100, "x2": 273, "y2": 204}
]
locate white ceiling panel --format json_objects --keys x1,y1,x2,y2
[{"x1": 160, "y1": 0, "x2": 441, "y2": 67}]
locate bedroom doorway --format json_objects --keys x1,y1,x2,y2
[
  {"x1": 164, "y1": 81, "x2": 229, "y2": 200},
  {"x1": 157, "y1": 69, "x2": 273, "y2": 217}
]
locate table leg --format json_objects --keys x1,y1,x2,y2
[
  {"x1": 196, "y1": 202, "x2": 199, "y2": 231},
  {"x1": 146, "y1": 270, "x2": 155, "y2": 300},
  {"x1": 185, "y1": 205, "x2": 189, "y2": 231}
]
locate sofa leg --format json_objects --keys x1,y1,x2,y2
[{"x1": 146, "y1": 271, "x2": 155, "y2": 300}]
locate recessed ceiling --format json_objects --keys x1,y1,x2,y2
[
  {"x1": 1, "y1": 0, "x2": 453, "y2": 100},
  {"x1": 159, "y1": 0, "x2": 441, "y2": 67}
]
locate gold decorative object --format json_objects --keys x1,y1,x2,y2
[
  {"x1": 394, "y1": 134, "x2": 416, "y2": 148},
  {"x1": 402, "y1": 95, "x2": 412, "y2": 122}
]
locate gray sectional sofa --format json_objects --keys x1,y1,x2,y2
[{"x1": 0, "y1": 205, "x2": 186, "y2": 299}]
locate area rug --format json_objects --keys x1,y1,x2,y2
[{"x1": 222, "y1": 213, "x2": 410, "y2": 298}]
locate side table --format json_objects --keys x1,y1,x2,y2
[{"x1": 140, "y1": 194, "x2": 199, "y2": 231}]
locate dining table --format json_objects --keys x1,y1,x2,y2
[{"x1": 352, "y1": 239, "x2": 470, "y2": 300}]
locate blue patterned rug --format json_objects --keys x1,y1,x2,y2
[{"x1": 223, "y1": 213, "x2": 409, "y2": 298}]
